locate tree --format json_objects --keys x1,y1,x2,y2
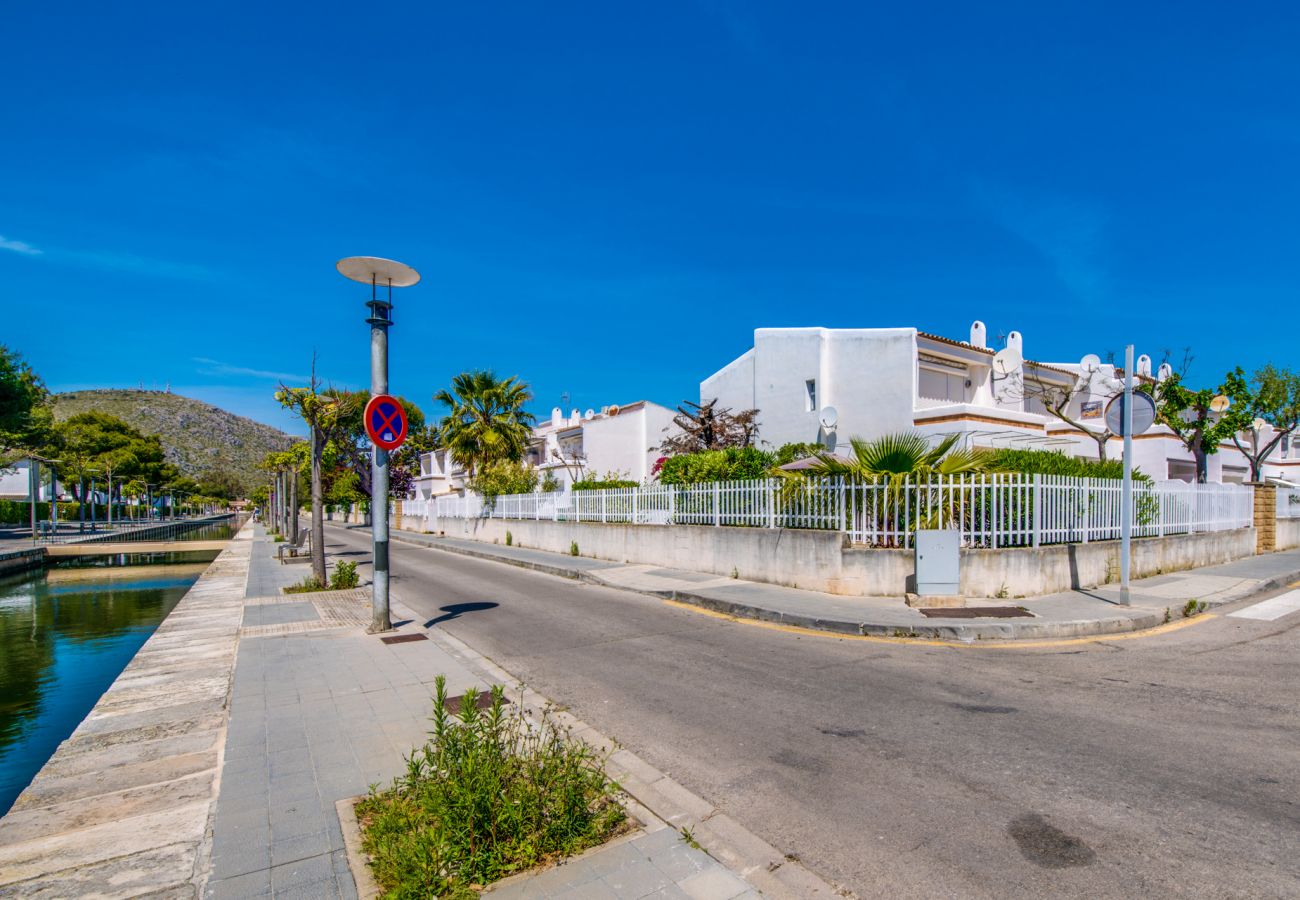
[
  {"x1": 333, "y1": 391, "x2": 427, "y2": 500},
  {"x1": 433, "y1": 371, "x2": 535, "y2": 477},
  {"x1": 1019, "y1": 370, "x2": 1118, "y2": 461},
  {"x1": 793, "y1": 432, "x2": 988, "y2": 485},
  {"x1": 44, "y1": 412, "x2": 179, "y2": 523},
  {"x1": 658, "y1": 399, "x2": 759, "y2": 455},
  {"x1": 1229, "y1": 363, "x2": 1300, "y2": 482},
  {"x1": 1153, "y1": 369, "x2": 1253, "y2": 483},
  {"x1": 278, "y1": 370, "x2": 359, "y2": 585},
  {"x1": 0, "y1": 345, "x2": 50, "y2": 453}
]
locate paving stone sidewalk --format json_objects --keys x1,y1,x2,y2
[
  {"x1": 383, "y1": 526, "x2": 1300, "y2": 641},
  {"x1": 206, "y1": 525, "x2": 755, "y2": 899}
]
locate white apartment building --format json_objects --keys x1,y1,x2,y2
[
  {"x1": 411, "y1": 400, "x2": 679, "y2": 501},
  {"x1": 702, "y1": 323, "x2": 1299, "y2": 484}
]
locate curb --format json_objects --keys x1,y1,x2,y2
[
  {"x1": 381, "y1": 590, "x2": 850, "y2": 900},
  {"x1": 387, "y1": 528, "x2": 1280, "y2": 642}
]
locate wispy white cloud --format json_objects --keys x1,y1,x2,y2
[
  {"x1": 193, "y1": 357, "x2": 310, "y2": 383},
  {"x1": 0, "y1": 235, "x2": 42, "y2": 256}
]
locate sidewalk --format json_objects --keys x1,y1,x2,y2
[
  {"x1": 205, "y1": 526, "x2": 790, "y2": 899},
  {"x1": 386, "y1": 527, "x2": 1300, "y2": 641}
]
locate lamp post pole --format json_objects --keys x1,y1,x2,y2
[
  {"x1": 1119, "y1": 344, "x2": 1134, "y2": 606},
  {"x1": 337, "y1": 256, "x2": 421, "y2": 635}
]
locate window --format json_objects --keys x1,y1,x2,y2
[{"x1": 805, "y1": 379, "x2": 817, "y2": 412}]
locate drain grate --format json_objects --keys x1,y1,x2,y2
[
  {"x1": 379, "y1": 632, "x2": 428, "y2": 644},
  {"x1": 919, "y1": 606, "x2": 1033, "y2": 619},
  {"x1": 445, "y1": 691, "x2": 510, "y2": 712}
]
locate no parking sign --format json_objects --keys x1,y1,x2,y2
[{"x1": 364, "y1": 394, "x2": 408, "y2": 451}]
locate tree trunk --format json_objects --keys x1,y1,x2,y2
[
  {"x1": 1094, "y1": 434, "x2": 1108, "y2": 462},
  {"x1": 310, "y1": 427, "x2": 326, "y2": 585},
  {"x1": 1194, "y1": 445, "x2": 1209, "y2": 484},
  {"x1": 289, "y1": 469, "x2": 299, "y2": 545}
]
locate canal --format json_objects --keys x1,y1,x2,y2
[{"x1": 0, "y1": 542, "x2": 227, "y2": 817}]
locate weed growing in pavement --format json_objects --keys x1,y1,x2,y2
[
  {"x1": 1163, "y1": 607, "x2": 1172, "y2": 624},
  {"x1": 730, "y1": 566, "x2": 739, "y2": 579},
  {"x1": 357, "y1": 676, "x2": 626, "y2": 898},
  {"x1": 330, "y1": 560, "x2": 359, "y2": 590},
  {"x1": 1181, "y1": 599, "x2": 1207, "y2": 618},
  {"x1": 995, "y1": 583, "x2": 1009, "y2": 599},
  {"x1": 679, "y1": 826, "x2": 701, "y2": 849},
  {"x1": 505, "y1": 530, "x2": 513, "y2": 546},
  {"x1": 283, "y1": 575, "x2": 324, "y2": 594},
  {"x1": 570, "y1": 541, "x2": 579, "y2": 557}
]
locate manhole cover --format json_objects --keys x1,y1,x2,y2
[
  {"x1": 379, "y1": 632, "x2": 428, "y2": 644},
  {"x1": 445, "y1": 691, "x2": 510, "y2": 712},
  {"x1": 919, "y1": 607, "x2": 1033, "y2": 618}
]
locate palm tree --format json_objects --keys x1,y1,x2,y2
[
  {"x1": 778, "y1": 432, "x2": 989, "y2": 542},
  {"x1": 433, "y1": 371, "x2": 536, "y2": 477},
  {"x1": 791, "y1": 432, "x2": 987, "y2": 485}
]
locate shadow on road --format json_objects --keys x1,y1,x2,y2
[{"x1": 426, "y1": 602, "x2": 499, "y2": 627}]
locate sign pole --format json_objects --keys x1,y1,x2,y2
[
  {"x1": 369, "y1": 275, "x2": 393, "y2": 633},
  {"x1": 1119, "y1": 344, "x2": 1134, "y2": 606}
]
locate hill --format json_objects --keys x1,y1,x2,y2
[{"x1": 52, "y1": 389, "x2": 297, "y2": 497}]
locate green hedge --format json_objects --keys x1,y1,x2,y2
[
  {"x1": 983, "y1": 449, "x2": 1150, "y2": 483},
  {"x1": 658, "y1": 447, "x2": 775, "y2": 485}
]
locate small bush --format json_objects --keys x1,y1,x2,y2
[
  {"x1": 772, "y1": 442, "x2": 825, "y2": 466},
  {"x1": 330, "y1": 560, "x2": 359, "y2": 590},
  {"x1": 357, "y1": 677, "x2": 626, "y2": 897},
  {"x1": 657, "y1": 447, "x2": 776, "y2": 485},
  {"x1": 569, "y1": 541, "x2": 579, "y2": 557},
  {"x1": 505, "y1": 530, "x2": 513, "y2": 546},
  {"x1": 984, "y1": 448, "x2": 1150, "y2": 482},
  {"x1": 571, "y1": 471, "x2": 638, "y2": 491},
  {"x1": 1181, "y1": 599, "x2": 1207, "y2": 618},
  {"x1": 284, "y1": 576, "x2": 324, "y2": 594}
]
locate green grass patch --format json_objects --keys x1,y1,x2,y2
[
  {"x1": 357, "y1": 677, "x2": 627, "y2": 898},
  {"x1": 283, "y1": 575, "x2": 324, "y2": 593}
]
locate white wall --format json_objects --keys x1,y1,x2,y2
[{"x1": 582, "y1": 402, "x2": 678, "y2": 482}]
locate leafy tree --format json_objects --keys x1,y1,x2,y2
[
  {"x1": 1228, "y1": 364, "x2": 1300, "y2": 481},
  {"x1": 44, "y1": 412, "x2": 179, "y2": 521},
  {"x1": 468, "y1": 460, "x2": 538, "y2": 500},
  {"x1": 434, "y1": 371, "x2": 535, "y2": 477},
  {"x1": 195, "y1": 470, "x2": 242, "y2": 502},
  {"x1": 1153, "y1": 369, "x2": 1252, "y2": 483},
  {"x1": 772, "y1": 442, "x2": 825, "y2": 466},
  {"x1": 278, "y1": 372, "x2": 359, "y2": 584},
  {"x1": 0, "y1": 345, "x2": 50, "y2": 452},
  {"x1": 658, "y1": 399, "x2": 759, "y2": 454}
]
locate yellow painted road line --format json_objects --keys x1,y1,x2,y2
[{"x1": 662, "y1": 598, "x2": 1217, "y2": 650}]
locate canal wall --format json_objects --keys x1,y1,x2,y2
[
  {"x1": 0, "y1": 547, "x2": 45, "y2": 576},
  {"x1": 0, "y1": 524, "x2": 252, "y2": 896}
]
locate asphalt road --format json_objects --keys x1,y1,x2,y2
[{"x1": 324, "y1": 525, "x2": 1299, "y2": 899}]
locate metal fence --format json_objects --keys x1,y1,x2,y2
[
  {"x1": 33, "y1": 513, "x2": 237, "y2": 545},
  {"x1": 1278, "y1": 487, "x2": 1300, "y2": 519},
  {"x1": 404, "y1": 475, "x2": 1254, "y2": 549}
]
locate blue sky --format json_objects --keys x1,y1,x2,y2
[{"x1": 3, "y1": 2, "x2": 1297, "y2": 436}]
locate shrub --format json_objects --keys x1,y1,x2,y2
[
  {"x1": 470, "y1": 461, "x2": 539, "y2": 499},
  {"x1": 505, "y1": 530, "x2": 512, "y2": 546},
  {"x1": 330, "y1": 560, "x2": 359, "y2": 590},
  {"x1": 357, "y1": 677, "x2": 625, "y2": 897},
  {"x1": 658, "y1": 447, "x2": 775, "y2": 485},
  {"x1": 1181, "y1": 599, "x2": 1207, "y2": 618},
  {"x1": 571, "y1": 471, "x2": 638, "y2": 491},
  {"x1": 570, "y1": 541, "x2": 579, "y2": 557},
  {"x1": 983, "y1": 448, "x2": 1150, "y2": 483},
  {"x1": 772, "y1": 442, "x2": 825, "y2": 466},
  {"x1": 284, "y1": 576, "x2": 324, "y2": 594},
  {"x1": 539, "y1": 470, "x2": 561, "y2": 493}
]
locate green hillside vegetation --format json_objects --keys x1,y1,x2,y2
[{"x1": 52, "y1": 389, "x2": 296, "y2": 497}]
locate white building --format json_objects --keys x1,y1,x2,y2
[
  {"x1": 411, "y1": 400, "x2": 680, "y2": 501},
  {"x1": 702, "y1": 323, "x2": 1299, "y2": 484}
]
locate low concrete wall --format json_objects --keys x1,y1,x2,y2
[
  {"x1": 1277, "y1": 518, "x2": 1300, "y2": 551},
  {"x1": 416, "y1": 516, "x2": 1257, "y2": 598},
  {"x1": 0, "y1": 548, "x2": 44, "y2": 576}
]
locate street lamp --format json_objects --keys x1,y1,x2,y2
[{"x1": 337, "y1": 256, "x2": 421, "y2": 633}]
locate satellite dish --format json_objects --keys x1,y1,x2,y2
[
  {"x1": 607, "y1": 405, "x2": 620, "y2": 416},
  {"x1": 1106, "y1": 391, "x2": 1156, "y2": 436},
  {"x1": 1210, "y1": 395, "x2": 1230, "y2": 413},
  {"x1": 819, "y1": 406, "x2": 838, "y2": 429},
  {"x1": 336, "y1": 256, "x2": 421, "y2": 287},
  {"x1": 1080, "y1": 354, "x2": 1101, "y2": 374},
  {"x1": 992, "y1": 347, "x2": 1023, "y2": 376},
  {"x1": 1252, "y1": 417, "x2": 1268, "y2": 431}
]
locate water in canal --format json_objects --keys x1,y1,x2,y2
[{"x1": 0, "y1": 546, "x2": 224, "y2": 817}]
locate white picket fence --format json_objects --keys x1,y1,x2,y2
[{"x1": 402, "y1": 474, "x2": 1254, "y2": 549}]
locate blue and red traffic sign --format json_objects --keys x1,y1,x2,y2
[{"x1": 364, "y1": 394, "x2": 408, "y2": 451}]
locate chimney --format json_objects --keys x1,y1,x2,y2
[
  {"x1": 970, "y1": 321, "x2": 987, "y2": 349},
  {"x1": 551, "y1": 407, "x2": 562, "y2": 427}
]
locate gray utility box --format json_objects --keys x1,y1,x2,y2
[{"x1": 915, "y1": 529, "x2": 960, "y2": 596}]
